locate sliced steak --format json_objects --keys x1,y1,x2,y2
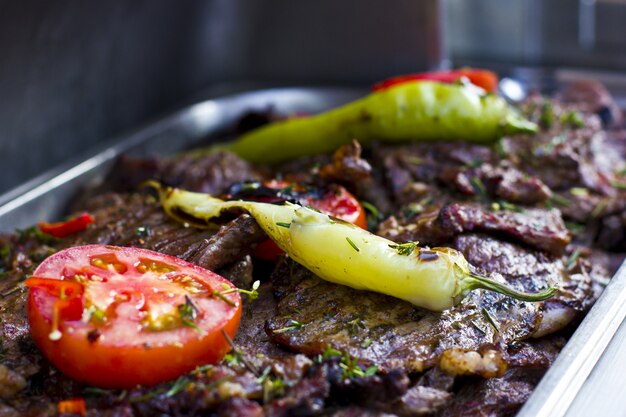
[
  {"x1": 380, "y1": 203, "x2": 570, "y2": 256},
  {"x1": 67, "y1": 192, "x2": 266, "y2": 274}
]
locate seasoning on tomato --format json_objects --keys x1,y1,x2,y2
[
  {"x1": 25, "y1": 244, "x2": 242, "y2": 388},
  {"x1": 373, "y1": 69, "x2": 499, "y2": 93},
  {"x1": 38, "y1": 213, "x2": 95, "y2": 238},
  {"x1": 225, "y1": 180, "x2": 367, "y2": 260}
]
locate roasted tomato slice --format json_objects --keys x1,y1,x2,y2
[
  {"x1": 226, "y1": 180, "x2": 367, "y2": 260},
  {"x1": 26, "y1": 245, "x2": 241, "y2": 388}
]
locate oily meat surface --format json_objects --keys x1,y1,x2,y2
[{"x1": 0, "y1": 83, "x2": 625, "y2": 416}]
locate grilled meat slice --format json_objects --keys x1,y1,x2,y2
[
  {"x1": 67, "y1": 192, "x2": 267, "y2": 274},
  {"x1": 266, "y1": 232, "x2": 597, "y2": 375},
  {"x1": 379, "y1": 203, "x2": 570, "y2": 256}
]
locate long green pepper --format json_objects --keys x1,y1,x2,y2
[
  {"x1": 149, "y1": 182, "x2": 556, "y2": 312},
  {"x1": 205, "y1": 81, "x2": 537, "y2": 164}
]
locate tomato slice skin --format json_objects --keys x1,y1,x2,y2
[
  {"x1": 373, "y1": 69, "x2": 499, "y2": 93},
  {"x1": 227, "y1": 181, "x2": 367, "y2": 260},
  {"x1": 27, "y1": 245, "x2": 242, "y2": 388},
  {"x1": 38, "y1": 213, "x2": 95, "y2": 238}
]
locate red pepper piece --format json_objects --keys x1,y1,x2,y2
[
  {"x1": 373, "y1": 69, "x2": 499, "y2": 93},
  {"x1": 38, "y1": 213, "x2": 95, "y2": 238},
  {"x1": 57, "y1": 398, "x2": 87, "y2": 416}
]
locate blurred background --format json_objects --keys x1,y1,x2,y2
[{"x1": 2, "y1": 0, "x2": 626, "y2": 194}]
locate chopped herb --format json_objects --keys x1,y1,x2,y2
[
  {"x1": 388, "y1": 241, "x2": 418, "y2": 256},
  {"x1": 322, "y1": 345, "x2": 342, "y2": 359},
  {"x1": 403, "y1": 156, "x2": 423, "y2": 165},
  {"x1": 347, "y1": 318, "x2": 366, "y2": 335},
  {"x1": 561, "y1": 111, "x2": 584, "y2": 129},
  {"x1": 16, "y1": 226, "x2": 57, "y2": 244},
  {"x1": 363, "y1": 365, "x2": 379, "y2": 377},
  {"x1": 193, "y1": 364, "x2": 213, "y2": 374},
  {"x1": 1, "y1": 287, "x2": 21, "y2": 298},
  {"x1": 550, "y1": 194, "x2": 572, "y2": 207},
  {"x1": 611, "y1": 181, "x2": 626, "y2": 190},
  {"x1": 470, "y1": 320, "x2": 486, "y2": 335},
  {"x1": 565, "y1": 222, "x2": 585, "y2": 234},
  {"x1": 591, "y1": 200, "x2": 607, "y2": 218},
  {"x1": 544, "y1": 199, "x2": 555, "y2": 210},
  {"x1": 256, "y1": 366, "x2": 272, "y2": 384},
  {"x1": 481, "y1": 308, "x2": 500, "y2": 333},
  {"x1": 257, "y1": 367, "x2": 287, "y2": 402},
  {"x1": 617, "y1": 167, "x2": 626, "y2": 176},
  {"x1": 223, "y1": 352, "x2": 240, "y2": 365},
  {"x1": 129, "y1": 390, "x2": 161, "y2": 403},
  {"x1": 492, "y1": 200, "x2": 524, "y2": 213},
  {"x1": 469, "y1": 177, "x2": 488, "y2": 200},
  {"x1": 570, "y1": 187, "x2": 589, "y2": 197},
  {"x1": 166, "y1": 376, "x2": 189, "y2": 397},
  {"x1": 276, "y1": 222, "x2": 291, "y2": 228},
  {"x1": 467, "y1": 159, "x2": 483, "y2": 169},
  {"x1": 221, "y1": 329, "x2": 260, "y2": 376},
  {"x1": 403, "y1": 196, "x2": 434, "y2": 218},
  {"x1": 0, "y1": 244, "x2": 10, "y2": 261},
  {"x1": 361, "y1": 201, "x2": 379, "y2": 218},
  {"x1": 273, "y1": 319, "x2": 305, "y2": 334},
  {"x1": 538, "y1": 134, "x2": 567, "y2": 155},
  {"x1": 339, "y1": 352, "x2": 378, "y2": 379},
  {"x1": 83, "y1": 387, "x2": 113, "y2": 397},
  {"x1": 178, "y1": 295, "x2": 200, "y2": 331},
  {"x1": 360, "y1": 338, "x2": 373, "y2": 348},
  {"x1": 346, "y1": 237, "x2": 360, "y2": 252},
  {"x1": 540, "y1": 100, "x2": 555, "y2": 128},
  {"x1": 214, "y1": 280, "x2": 260, "y2": 305},
  {"x1": 566, "y1": 249, "x2": 581, "y2": 270},
  {"x1": 494, "y1": 138, "x2": 507, "y2": 158}
]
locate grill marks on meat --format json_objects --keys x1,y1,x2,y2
[
  {"x1": 68, "y1": 192, "x2": 266, "y2": 275},
  {"x1": 2, "y1": 90, "x2": 624, "y2": 416},
  {"x1": 265, "y1": 233, "x2": 594, "y2": 379}
]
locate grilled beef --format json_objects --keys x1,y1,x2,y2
[{"x1": 0, "y1": 82, "x2": 625, "y2": 416}]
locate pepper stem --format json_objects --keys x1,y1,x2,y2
[{"x1": 462, "y1": 273, "x2": 558, "y2": 302}]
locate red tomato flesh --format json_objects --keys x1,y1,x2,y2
[{"x1": 26, "y1": 245, "x2": 241, "y2": 388}]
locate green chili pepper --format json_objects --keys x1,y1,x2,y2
[
  {"x1": 149, "y1": 182, "x2": 556, "y2": 312},
  {"x1": 202, "y1": 81, "x2": 537, "y2": 164}
]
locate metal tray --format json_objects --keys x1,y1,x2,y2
[{"x1": 1, "y1": 87, "x2": 625, "y2": 417}]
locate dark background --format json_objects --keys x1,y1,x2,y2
[
  {"x1": 3, "y1": 0, "x2": 626, "y2": 195},
  {"x1": 0, "y1": 0, "x2": 442, "y2": 194}
]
